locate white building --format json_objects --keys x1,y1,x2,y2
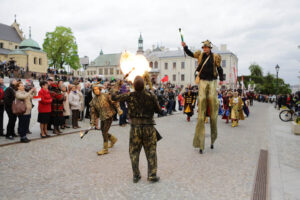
[{"x1": 146, "y1": 44, "x2": 238, "y2": 89}]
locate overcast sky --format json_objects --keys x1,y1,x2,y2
[{"x1": 1, "y1": 0, "x2": 300, "y2": 84}]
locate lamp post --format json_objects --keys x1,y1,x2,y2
[{"x1": 275, "y1": 64, "x2": 280, "y2": 94}]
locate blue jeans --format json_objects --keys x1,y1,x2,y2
[{"x1": 167, "y1": 100, "x2": 174, "y2": 114}]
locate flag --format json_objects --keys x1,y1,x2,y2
[
  {"x1": 161, "y1": 75, "x2": 168, "y2": 83},
  {"x1": 233, "y1": 67, "x2": 236, "y2": 89},
  {"x1": 241, "y1": 75, "x2": 244, "y2": 90}
]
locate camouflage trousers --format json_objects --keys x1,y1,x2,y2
[
  {"x1": 100, "y1": 117, "x2": 113, "y2": 142},
  {"x1": 129, "y1": 125, "x2": 157, "y2": 179},
  {"x1": 193, "y1": 80, "x2": 218, "y2": 150}
]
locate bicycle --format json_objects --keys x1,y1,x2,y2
[{"x1": 279, "y1": 104, "x2": 300, "y2": 122}]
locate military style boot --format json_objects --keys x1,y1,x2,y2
[
  {"x1": 97, "y1": 142, "x2": 109, "y2": 156},
  {"x1": 108, "y1": 135, "x2": 118, "y2": 148}
]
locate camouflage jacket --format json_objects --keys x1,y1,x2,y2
[
  {"x1": 89, "y1": 93, "x2": 119, "y2": 124},
  {"x1": 112, "y1": 90, "x2": 162, "y2": 125}
]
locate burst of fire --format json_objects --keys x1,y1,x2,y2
[{"x1": 120, "y1": 51, "x2": 151, "y2": 82}]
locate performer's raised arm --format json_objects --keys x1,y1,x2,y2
[{"x1": 181, "y1": 42, "x2": 197, "y2": 58}]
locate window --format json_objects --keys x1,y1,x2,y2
[
  {"x1": 173, "y1": 74, "x2": 176, "y2": 81},
  {"x1": 39, "y1": 58, "x2": 42, "y2": 65},
  {"x1": 104, "y1": 68, "x2": 108, "y2": 75},
  {"x1": 116, "y1": 69, "x2": 120, "y2": 75},
  {"x1": 15, "y1": 45, "x2": 18, "y2": 49},
  {"x1": 150, "y1": 62, "x2": 153, "y2": 68},
  {"x1": 110, "y1": 68, "x2": 114, "y2": 75},
  {"x1": 154, "y1": 61, "x2": 158, "y2": 69},
  {"x1": 99, "y1": 68, "x2": 103, "y2": 75},
  {"x1": 181, "y1": 74, "x2": 185, "y2": 81},
  {"x1": 173, "y1": 62, "x2": 176, "y2": 70},
  {"x1": 222, "y1": 60, "x2": 226, "y2": 67},
  {"x1": 87, "y1": 71, "x2": 89, "y2": 75},
  {"x1": 181, "y1": 62, "x2": 185, "y2": 69},
  {"x1": 165, "y1": 63, "x2": 168, "y2": 70},
  {"x1": 34, "y1": 57, "x2": 37, "y2": 64},
  {"x1": 0, "y1": 43, "x2": 3, "y2": 48}
]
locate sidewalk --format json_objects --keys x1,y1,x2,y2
[{"x1": 268, "y1": 104, "x2": 300, "y2": 200}]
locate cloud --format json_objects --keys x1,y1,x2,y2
[{"x1": 1, "y1": 0, "x2": 299, "y2": 85}]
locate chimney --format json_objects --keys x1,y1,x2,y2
[{"x1": 220, "y1": 44, "x2": 227, "y2": 51}]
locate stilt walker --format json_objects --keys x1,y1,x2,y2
[{"x1": 182, "y1": 39, "x2": 224, "y2": 154}]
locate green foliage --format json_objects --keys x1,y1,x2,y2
[
  {"x1": 43, "y1": 26, "x2": 80, "y2": 70},
  {"x1": 239, "y1": 64, "x2": 292, "y2": 95},
  {"x1": 249, "y1": 63, "x2": 263, "y2": 77}
]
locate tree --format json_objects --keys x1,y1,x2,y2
[
  {"x1": 249, "y1": 63, "x2": 263, "y2": 77},
  {"x1": 43, "y1": 26, "x2": 80, "y2": 70}
]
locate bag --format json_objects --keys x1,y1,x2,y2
[
  {"x1": 12, "y1": 99, "x2": 26, "y2": 115},
  {"x1": 0, "y1": 87, "x2": 4, "y2": 105},
  {"x1": 195, "y1": 55, "x2": 210, "y2": 85}
]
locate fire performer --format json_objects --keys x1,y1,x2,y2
[
  {"x1": 182, "y1": 40, "x2": 224, "y2": 154},
  {"x1": 89, "y1": 84, "x2": 122, "y2": 156},
  {"x1": 112, "y1": 76, "x2": 162, "y2": 183}
]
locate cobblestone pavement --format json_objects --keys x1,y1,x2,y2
[{"x1": 0, "y1": 102, "x2": 275, "y2": 200}]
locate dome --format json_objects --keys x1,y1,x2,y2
[{"x1": 19, "y1": 38, "x2": 41, "y2": 50}]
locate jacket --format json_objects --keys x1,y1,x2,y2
[
  {"x1": 69, "y1": 91, "x2": 81, "y2": 110},
  {"x1": 112, "y1": 90, "x2": 162, "y2": 125},
  {"x1": 4, "y1": 86, "x2": 15, "y2": 109},
  {"x1": 63, "y1": 92, "x2": 71, "y2": 116},
  {"x1": 38, "y1": 88, "x2": 52, "y2": 113},
  {"x1": 90, "y1": 93, "x2": 117, "y2": 123},
  {"x1": 15, "y1": 90, "x2": 35, "y2": 115}
]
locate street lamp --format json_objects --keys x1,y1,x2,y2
[{"x1": 275, "y1": 64, "x2": 280, "y2": 94}]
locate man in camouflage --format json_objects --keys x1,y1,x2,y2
[
  {"x1": 90, "y1": 84, "x2": 122, "y2": 156},
  {"x1": 112, "y1": 76, "x2": 162, "y2": 183}
]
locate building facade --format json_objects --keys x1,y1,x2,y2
[
  {"x1": 86, "y1": 50, "x2": 122, "y2": 80},
  {"x1": 146, "y1": 44, "x2": 238, "y2": 89},
  {"x1": 0, "y1": 19, "x2": 48, "y2": 73}
]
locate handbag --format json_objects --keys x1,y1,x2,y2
[
  {"x1": 195, "y1": 55, "x2": 210, "y2": 85},
  {"x1": 12, "y1": 99, "x2": 27, "y2": 115}
]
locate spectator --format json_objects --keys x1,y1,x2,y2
[
  {"x1": 0, "y1": 78, "x2": 6, "y2": 136},
  {"x1": 49, "y1": 83, "x2": 65, "y2": 134},
  {"x1": 15, "y1": 82, "x2": 36, "y2": 143},
  {"x1": 38, "y1": 81, "x2": 52, "y2": 138},
  {"x1": 77, "y1": 84, "x2": 84, "y2": 121},
  {"x1": 178, "y1": 91, "x2": 183, "y2": 111},
  {"x1": 61, "y1": 84, "x2": 71, "y2": 129},
  {"x1": 69, "y1": 85, "x2": 81, "y2": 129},
  {"x1": 4, "y1": 79, "x2": 17, "y2": 140}
]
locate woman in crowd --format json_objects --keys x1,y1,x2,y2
[
  {"x1": 15, "y1": 81, "x2": 36, "y2": 143},
  {"x1": 69, "y1": 85, "x2": 81, "y2": 129},
  {"x1": 77, "y1": 84, "x2": 84, "y2": 121},
  {"x1": 49, "y1": 83, "x2": 65, "y2": 134},
  {"x1": 4, "y1": 79, "x2": 17, "y2": 140},
  {"x1": 38, "y1": 81, "x2": 52, "y2": 138},
  {"x1": 61, "y1": 84, "x2": 71, "y2": 129}
]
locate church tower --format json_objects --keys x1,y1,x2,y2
[{"x1": 137, "y1": 33, "x2": 144, "y2": 54}]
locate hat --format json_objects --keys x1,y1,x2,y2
[
  {"x1": 92, "y1": 83, "x2": 104, "y2": 88},
  {"x1": 202, "y1": 40, "x2": 212, "y2": 49}
]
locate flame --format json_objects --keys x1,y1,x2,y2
[{"x1": 120, "y1": 51, "x2": 151, "y2": 82}]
